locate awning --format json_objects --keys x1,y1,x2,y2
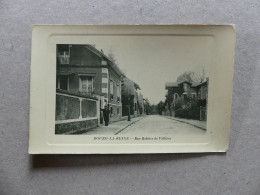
[
  {"x1": 77, "y1": 73, "x2": 96, "y2": 77},
  {"x1": 57, "y1": 72, "x2": 73, "y2": 76},
  {"x1": 57, "y1": 72, "x2": 96, "y2": 77}
]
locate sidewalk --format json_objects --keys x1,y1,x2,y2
[
  {"x1": 163, "y1": 116, "x2": 206, "y2": 130},
  {"x1": 79, "y1": 116, "x2": 145, "y2": 135}
]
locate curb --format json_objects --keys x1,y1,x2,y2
[
  {"x1": 162, "y1": 116, "x2": 206, "y2": 131},
  {"x1": 114, "y1": 117, "x2": 145, "y2": 135}
]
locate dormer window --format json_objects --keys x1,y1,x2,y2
[
  {"x1": 101, "y1": 60, "x2": 107, "y2": 65},
  {"x1": 57, "y1": 45, "x2": 70, "y2": 64}
]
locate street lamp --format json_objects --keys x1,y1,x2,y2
[{"x1": 128, "y1": 96, "x2": 131, "y2": 121}]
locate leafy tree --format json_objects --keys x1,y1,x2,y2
[
  {"x1": 174, "y1": 96, "x2": 200, "y2": 120},
  {"x1": 144, "y1": 98, "x2": 152, "y2": 115},
  {"x1": 177, "y1": 68, "x2": 205, "y2": 84},
  {"x1": 157, "y1": 101, "x2": 165, "y2": 115},
  {"x1": 107, "y1": 48, "x2": 117, "y2": 65}
]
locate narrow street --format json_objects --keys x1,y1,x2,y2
[{"x1": 83, "y1": 115, "x2": 206, "y2": 135}]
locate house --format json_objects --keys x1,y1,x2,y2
[
  {"x1": 164, "y1": 79, "x2": 208, "y2": 120},
  {"x1": 55, "y1": 44, "x2": 125, "y2": 134}
]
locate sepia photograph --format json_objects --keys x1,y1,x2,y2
[
  {"x1": 55, "y1": 40, "x2": 209, "y2": 136},
  {"x1": 29, "y1": 25, "x2": 235, "y2": 153}
]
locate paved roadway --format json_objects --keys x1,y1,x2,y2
[
  {"x1": 83, "y1": 115, "x2": 205, "y2": 135},
  {"x1": 119, "y1": 115, "x2": 205, "y2": 135}
]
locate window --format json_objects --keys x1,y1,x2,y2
[
  {"x1": 79, "y1": 76, "x2": 93, "y2": 93},
  {"x1": 183, "y1": 83, "x2": 188, "y2": 92},
  {"x1": 58, "y1": 51, "x2": 70, "y2": 64},
  {"x1": 117, "y1": 84, "x2": 120, "y2": 102},
  {"x1": 198, "y1": 91, "x2": 201, "y2": 99},
  {"x1": 183, "y1": 94, "x2": 187, "y2": 100},
  {"x1": 117, "y1": 85, "x2": 120, "y2": 97},
  {"x1": 101, "y1": 60, "x2": 107, "y2": 65},
  {"x1": 57, "y1": 75, "x2": 69, "y2": 90},
  {"x1": 110, "y1": 80, "x2": 114, "y2": 100},
  {"x1": 110, "y1": 107, "x2": 113, "y2": 116},
  {"x1": 110, "y1": 80, "x2": 114, "y2": 94},
  {"x1": 173, "y1": 93, "x2": 179, "y2": 100},
  {"x1": 57, "y1": 45, "x2": 70, "y2": 64},
  {"x1": 117, "y1": 108, "x2": 120, "y2": 115}
]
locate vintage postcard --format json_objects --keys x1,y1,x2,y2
[{"x1": 29, "y1": 25, "x2": 235, "y2": 154}]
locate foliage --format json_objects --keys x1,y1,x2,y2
[
  {"x1": 177, "y1": 68, "x2": 205, "y2": 84},
  {"x1": 107, "y1": 48, "x2": 117, "y2": 65},
  {"x1": 157, "y1": 101, "x2": 165, "y2": 115},
  {"x1": 121, "y1": 77, "x2": 135, "y2": 96},
  {"x1": 137, "y1": 98, "x2": 144, "y2": 114},
  {"x1": 174, "y1": 96, "x2": 200, "y2": 120},
  {"x1": 144, "y1": 98, "x2": 152, "y2": 115}
]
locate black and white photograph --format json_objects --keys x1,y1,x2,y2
[
  {"x1": 29, "y1": 25, "x2": 235, "y2": 154},
  {"x1": 55, "y1": 39, "x2": 209, "y2": 136}
]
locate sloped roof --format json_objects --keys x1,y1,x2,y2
[
  {"x1": 177, "y1": 80, "x2": 192, "y2": 85},
  {"x1": 84, "y1": 45, "x2": 125, "y2": 77},
  {"x1": 192, "y1": 80, "x2": 208, "y2": 87},
  {"x1": 165, "y1": 80, "x2": 208, "y2": 89},
  {"x1": 134, "y1": 82, "x2": 141, "y2": 90},
  {"x1": 191, "y1": 82, "x2": 200, "y2": 87},
  {"x1": 165, "y1": 82, "x2": 178, "y2": 89}
]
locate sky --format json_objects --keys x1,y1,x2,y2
[{"x1": 90, "y1": 35, "x2": 213, "y2": 104}]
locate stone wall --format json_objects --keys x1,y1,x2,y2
[{"x1": 55, "y1": 119, "x2": 98, "y2": 134}]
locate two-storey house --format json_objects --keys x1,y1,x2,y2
[
  {"x1": 56, "y1": 44, "x2": 125, "y2": 129},
  {"x1": 164, "y1": 79, "x2": 208, "y2": 120}
]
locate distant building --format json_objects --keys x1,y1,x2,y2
[{"x1": 165, "y1": 79, "x2": 208, "y2": 120}]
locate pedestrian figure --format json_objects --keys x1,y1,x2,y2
[{"x1": 102, "y1": 105, "x2": 110, "y2": 126}]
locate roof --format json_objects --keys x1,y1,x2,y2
[
  {"x1": 84, "y1": 45, "x2": 126, "y2": 77},
  {"x1": 165, "y1": 80, "x2": 208, "y2": 89},
  {"x1": 192, "y1": 80, "x2": 208, "y2": 87},
  {"x1": 165, "y1": 82, "x2": 178, "y2": 89},
  {"x1": 191, "y1": 82, "x2": 200, "y2": 87},
  {"x1": 134, "y1": 82, "x2": 141, "y2": 90},
  {"x1": 177, "y1": 80, "x2": 192, "y2": 85}
]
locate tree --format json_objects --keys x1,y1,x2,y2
[
  {"x1": 144, "y1": 98, "x2": 152, "y2": 115},
  {"x1": 157, "y1": 101, "x2": 165, "y2": 115},
  {"x1": 121, "y1": 77, "x2": 135, "y2": 121},
  {"x1": 107, "y1": 48, "x2": 117, "y2": 65},
  {"x1": 177, "y1": 68, "x2": 206, "y2": 84}
]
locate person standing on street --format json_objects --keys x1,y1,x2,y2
[{"x1": 102, "y1": 105, "x2": 110, "y2": 126}]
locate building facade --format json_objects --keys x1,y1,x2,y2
[{"x1": 56, "y1": 44, "x2": 125, "y2": 133}]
